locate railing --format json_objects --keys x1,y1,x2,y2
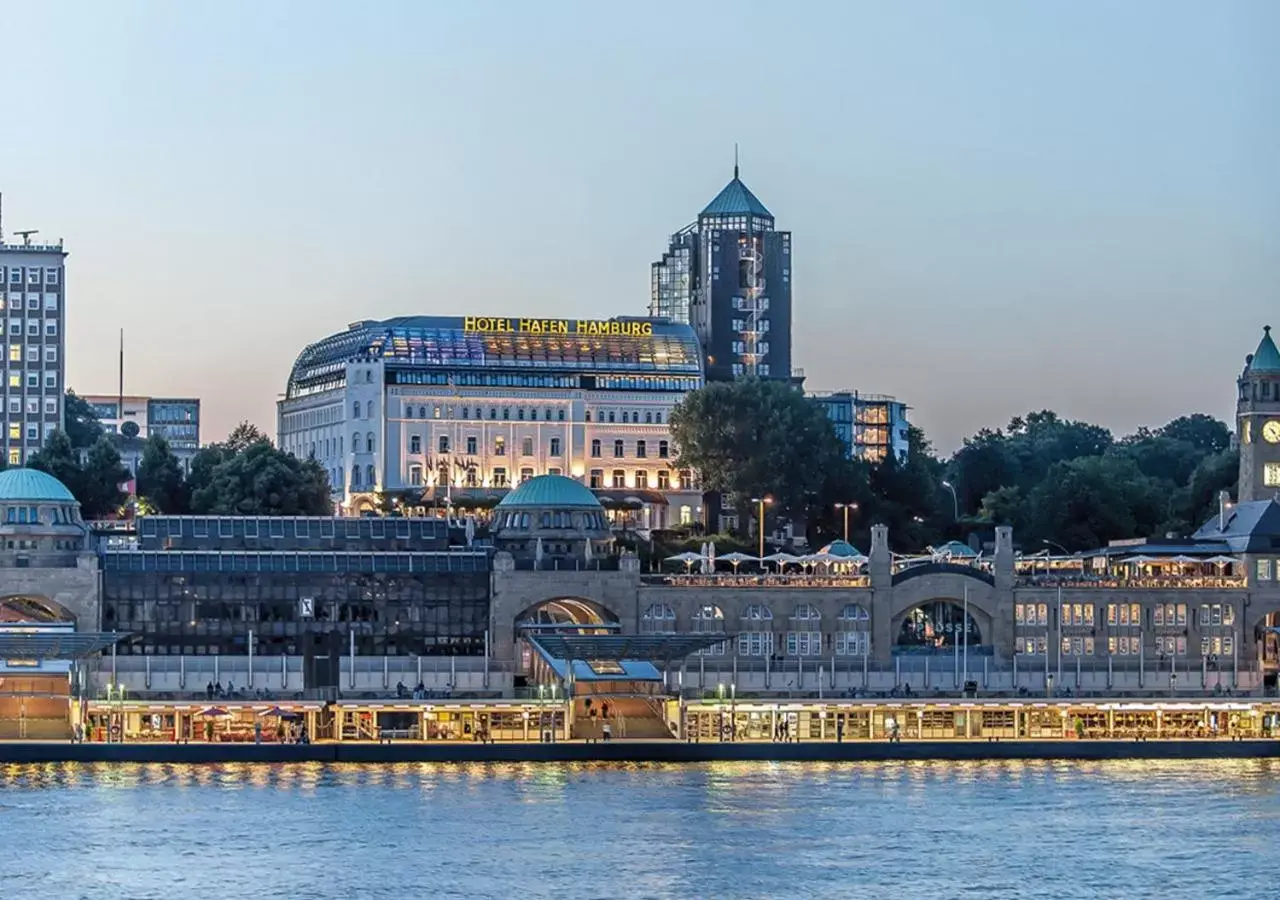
[
  {"x1": 508, "y1": 557, "x2": 624, "y2": 572},
  {"x1": 1015, "y1": 575, "x2": 1248, "y2": 590},
  {"x1": 892, "y1": 563, "x2": 995, "y2": 587},
  {"x1": 1, "y1": 240, "x2": 64, "y2": 252},
  {"x1": 643, "y1": 574, "x2": 871, "y2": 588}
]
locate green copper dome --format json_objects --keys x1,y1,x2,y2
[
  {"x1": 495, "y1": 475, "x2": 603, "y2": 510},
  {"x1": 0, "y1": 468, "x2": 77, "y2": 503},
  {"x1": 1249, "y1": 326, "x2": 1280, "y2": 374}
]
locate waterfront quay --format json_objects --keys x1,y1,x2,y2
[{"x1": 3, "y1": 694, "x2": 1275, "y2": 764}]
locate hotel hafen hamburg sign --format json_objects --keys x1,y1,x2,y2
[{"x1": 463, "y1": 317, "x2": 653, "y2": 337}]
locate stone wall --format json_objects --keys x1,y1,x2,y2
[{"x1": 0, "y1": 553, "x2": 99, "y2": 628}]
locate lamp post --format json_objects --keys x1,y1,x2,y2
[
  {"x1": 751, "y1": 496, "x2": 772, "y2": 559},
  {"x1": 1042, "y1": 539, "x2": 1070, "y2": 556},
  {"x1": 940, "y1": 480, "x2": 959, "y2": 520},
  {"x1": 834, "y1": 502, "x2": 858, "y2": 543}
]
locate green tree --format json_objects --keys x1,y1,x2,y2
[
  {"x1": 191, "y1": 441, "x2": 332, "y2": 515},
  {"x1": 669, "y1": 378, "x2": 849, "y2": 521},
  {"x1": 28, "y1": 430, "x2": 86, "y2": 499},
  {"x1": 225, "y1": 421, "x2": 270, "y2": 454},
  {"x1": 1024, "y1": 455, "x2": 1165, "y2": 551},
  {"x1": 63, "y1": 391, "x2": 105, "y2": 451},
  {"x1": 865, "y1": 426, "x2": 944, "y2": 551},
  {"x1": 79, "y1": 437, "x2": 130, "y2": 518},
  {"x1": 1160, "y1": 414, "x2": 1231, "y2": 454},
  {"x1": 136, "y1": 434, "x2": 189, "y2": 513}
]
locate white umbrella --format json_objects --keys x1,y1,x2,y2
[
  {"x1": 1168, "y1": 555, "x2": 1200, "y2": 565},
  {"x1": 1205, "y1": 555, "x2": 1242, "y2": 567},
  {"x1": 665, "y1": 551, "x2": 703, "y2": 572},
  {"x1": 763, "y1": 552, "x2": 800, "y2": 570},
  {"x1": 716, "y1": 551, "x2": 758, "y2": 572},
  {"x1": 583, "y1": 537, "x2": 593, "y2": 563},
  {"x1": 535, "y1": 537, "x2": 544, "y2": 565},
  {"x1": 1119, "y1": 555, "x2": 1155, "y2": 565}
]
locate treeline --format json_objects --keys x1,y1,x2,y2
[
  {"x1": 668, "y1": 380, "x2": 1237, "y2": 553},
  {"x1": 16, "y1": 393, "x2": 332, "y2": 518}
]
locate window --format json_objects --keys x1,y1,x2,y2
[
  {"x1": 405, "y1": 406, "x2": 414, "y2": 419},
  {"x1": 25, "y1": 373, "x2": 37, "y2": 388},
  {"x1": 7, "y1": 344, "x2": 18, "y2": 362},
  {"x1": 43, "y1": 370, "x2": 58, "y2": 387},
  {"x1": 786, "y1": 631, "x2": 822, "y2": 656},
  {"x1": 351, "y1": 468, "x2": 362, "y2": 488},
  {"x1": 438, "y1": 435, "x2": 450, "y2": 454},
  {"x1": 549, "y1": 437, "x2": 561, "y2": 456},
  {"x1": 640, "y1": 604, "x2": 677, "y2": 634},
  {"x1": 365, "y1": 464, "x2": 375, "y2": 486},
  {"x1": 1267, "y1": 463, "x2": 1280, "y2": 488},
  {"x1": 27, "y1": 321, "x2": 38, "y2": 336},
  {"x1": 521, "y1": 437, "x2": 534, "y2": 457},
  {"x1": 611, "y1": 469, "x2": 626, "y2": 488},
  {"x1": 353, "y1": 401, "x2": 361, "y2": 418},
  {"x1": 43, "y1": 398, "x2": 57, "y2": 415},
  {"x1": 409, "y1": 435, "x2": 421, "y2": 454},
  {"x1": 352, "y1": 432, "x2": 361, "y2": 452},
  {"x1": 635, "y1": 470, "x2": 648, "y2": 488},
  {"x1": 658, "y1": 440, "x2": 669, "y2": 458},
  {"x1": 737, "y1": 632, "x2": 774, "y2": 657},
  {"x1": 494, "y1": 436, "x2": 505, "y2": 456},
  {"x1": 408, "y1": 465, "x2": 423, "y2": 486},
  {"x1": 519, "y1": 467, "x2": 534, "y2": 483},
  {"x1": 589, "y1": 469, "x2": 603, "y2": 489},
  {"x1": 657, "y1": 470, "x2": 670, "y2": 489},
  {"x1": 591, "y1": 439, "x2": 601, "y2": 458},
  {"x1": 492, "y1": 467, "x2": 508, "y2": 487},
  {"x1": 24, "y1": 346, "x2": 37, "y2": 363},
  {"x1": 613, "y1": 440, "x2": 624, "y2": 458},
  {"x1": 1258, "y1": 559, "x2": 1273, "y2": 581},
  {"x1": 557, "y1": 409, "x2": 565, "y2": 421},
  {"x1": 608, "y1": 411, "x2": 615, "y2": 424},
  {"x1": 465, "y1": 436, "x2": 477, "y2": 455},
  {"x1": 636, "y1": 440, "x2": 647, "y2": 458},
  {"x1": 45, "y1": 268, "x2": 59, "y2": 286},
  {"x1": 366, "y1": 432, "x2": 375, "y2": 453},
  {"x1": 27, "y1": 269, "x2": 40, "y2": 285},
  {"x1": 44, "y1": 346, "x2": 56, "y2": 363},
  {"x1": 44, "y1": 321, "x2": 56, "y2": 337},
  {"x1": 502, "y1": 407, "x2": 510, "y2": 420},
  {"x1": 835, "y1": 632, "x2": 870, "y2": 656}
]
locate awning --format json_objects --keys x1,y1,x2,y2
[
  {"x1": 529, "y1": 633, "x2": 731, "y2": 664},
  {"x1": 594, "y1": 490, "x2": 669, "y2": 507},
  {"x1": 0, "y1": 631, "x2": 130, "y2": 660}
]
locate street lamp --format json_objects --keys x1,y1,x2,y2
[
  {"x1": 834, "y1": 502, "x2": 858, "y2": 543},
  {"x1": 1042, "y1": 539, "x2": 1070, "y2": 556},
  {"x1": 751, "y1": 496, "x2": 773, "y2": 559},
  {"x1": 940, "y1": 480, "x2": 959, "y2": 520}
]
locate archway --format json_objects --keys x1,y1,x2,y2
[
  {"x1": 516, "y1": 597, "x2": 619, "y2": 629},
  {"x1": 896, "y1": 600, "x2": 982, "y2": 650},
  {"x1": 0, "y1": 595, "x2": 76, "y2": 625}
]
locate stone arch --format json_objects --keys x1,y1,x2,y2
[
  {"x1": 889, "y1": 572, "x2": 1000, "y2": 626},
  {"x1": 893, "y1": 599, "x2": 986, "y2": 649},
  {"x1": 0, "y1": 594, "x2": 76, "y2": 624},
  {"x1": 514, "y1": 596, "x2": 620, "y2": 628}
]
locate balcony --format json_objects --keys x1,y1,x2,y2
[
  {"x1": 1014, "y1": 574, "x2": 1248, "y2": 590},
  {"x1": 642, "y1": 573, "x2": 871, "y2": 589}
]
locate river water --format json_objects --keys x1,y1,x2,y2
[{"x1": 1, "y1": 760, "x2": 1276, "y2": 899}]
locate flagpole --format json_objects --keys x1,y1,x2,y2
[{"x1": 962, "y1": 585, "x2": 968, "y2": 687}]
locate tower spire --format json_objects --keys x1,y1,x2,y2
[{"x1": 733, "y1": 143, "x2": 739, "y2": 180}]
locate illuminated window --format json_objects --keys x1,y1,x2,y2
[{"x1": 1266, "y1": 463, "x2": 1280, "y2": 487}]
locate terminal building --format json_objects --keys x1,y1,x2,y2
[
  {"x1": 277, "y1": 315, "x2": 704, "y2": 531},
  {"x1": 3, "y1": 328, "x2": 1280, "y2": 741}
]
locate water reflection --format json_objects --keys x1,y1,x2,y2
[{"x1": 1, "y1": 761, "x2": 1278, "y2": 899}]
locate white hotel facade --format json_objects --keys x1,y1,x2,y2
[{"x1": 277, "y1": 315, "x2": 704, "y2": 530}]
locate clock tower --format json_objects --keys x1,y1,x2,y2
[{"x1": 1237, "y1": 325, "x2": 1280, "y2": 503}]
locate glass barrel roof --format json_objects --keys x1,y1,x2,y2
[{"x1": 286, "y1": 316, "x2": 703, "y2": 398}]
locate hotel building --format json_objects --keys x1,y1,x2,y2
[
  {"x1": 0, "y1": 235, "x2": 66, "y2": 466},
  {"x1": 276, "y1": 315, "x2": 704, "y2": 530},
  {"x1": 810, "y1": 391, "x2": 911, "y2": 463}
]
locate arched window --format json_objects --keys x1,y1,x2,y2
[
  {"x1": 419, "y1": 406, "x2": 427, "y2": 418},
  {"x1": 352, "y1": 432, "x2": 361, "y2": 452},
  {"x1": 738, "y1": 604, "x2": 773, "y2": 657},
  {"x1": 640, "y1": 603, "x2": 677, "y2": 634},
  {"x1": 367, "y1": 432, "x2": 375, "y2": 453},
  {"x1": 351, "y1": 468, "x2": 362, "y2": 489},
  {"x1": 692, "y1": 604, "x2": 726, "y2": 655},
  {"x1": 353, "y1": 401, "x2": 361, "y2": 418},
  {"x1": 410, "y1": 436, "x2": 421, "y2": 454},
  {"x1": 787, "y1": 603, "x2": 822, "y2": 657},
  {"x1": 836, "y1": 605, "x2": 871, "y2": 657},
  {"x1": 366, "y1": 464, "x2": 376, "y2": 486}
]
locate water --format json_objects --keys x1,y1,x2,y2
[{"x1": 1, "y1": 760, "x2": 1277, "y2": 899}]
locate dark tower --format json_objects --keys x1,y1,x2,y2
[{"x1": 651, "y1": 157, "x2": 792, "y2": 382}]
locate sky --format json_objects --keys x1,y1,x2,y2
[{"x1": 1, "y1": 0, "x2": 1276, "y2": 453}]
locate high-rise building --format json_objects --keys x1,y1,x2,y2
[
  {"x1": 810, "y1": 391, "x2": 911, "y2": 463},
  {"x1": 651, "y1": 161, "x2": 792, "y2": 382},
  {"x1": 0, "y1": 232, "x2": 66, "y2": 466}
]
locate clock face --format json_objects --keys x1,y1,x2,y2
[{"x1": 1264, "y1": 420, "x2": 1280, "y2": 444}]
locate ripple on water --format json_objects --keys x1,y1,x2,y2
[{"x1": 1, "y1": 760, "x2": 1278, "y2": 900}]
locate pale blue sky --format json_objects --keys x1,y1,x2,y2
[{"x1": 2, "y1": 0, "x2": 1276, "y2": 451}]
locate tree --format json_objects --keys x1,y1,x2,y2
[
  {"x1": 191, "y1": 441, "x2": 332, "y2": 515},
  {"x1": 225, "y1": 421, "x2": 270, "y2": 454},
  {"x1": 669, "y1": 378, "x2": 850, "y2": 521},
  {"x1": 136, "y1": 435, "x2": 189, "y2": 514},
  {"x1": 79, "y1": 437, "x2": 130, "y2": 518},
  {"x1": 28, "y1": 430, "x2": 85, "y2": 499},
  {"x1": 63, "y1": 391, "x2": 104, "y2": 451},
  {"x1": 1160, "y1": 414, "x2": 1231, "y2": 454}
]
